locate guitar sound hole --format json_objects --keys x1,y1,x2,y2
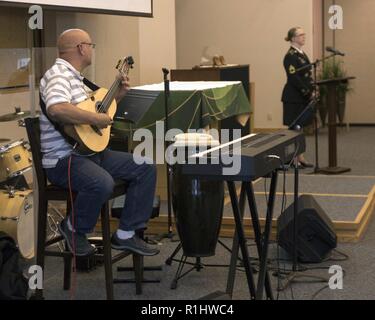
[{"x1": 95, "y1": 101, "x2": 103, "y2": 112}]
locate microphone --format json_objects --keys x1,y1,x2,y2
[
  {"x1": 162, "y1": 68, "x2": 170, "y2": 96},
  {"x1": 326, "y1": 46, "x2": 345, "y2": 56},
  {"x1": 162, "y1": 68, "x2": 169, "y2": 82},
  {"x1": 162, "y1": 68, "x2": 169, "y2": 76}
]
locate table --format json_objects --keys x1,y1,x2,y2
[{"x1": 113, "y1": 81, "x2": 251, "y2": 134}]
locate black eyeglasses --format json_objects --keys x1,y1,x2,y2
[{"x1": 77, "y1": 42, "x2": 96, "y2": 49}]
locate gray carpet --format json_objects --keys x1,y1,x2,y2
[
  {"x1": 244, "y1": 194, "x2": 365, "y2": 221},
  {"x1": 25, "y1": 215, "x2": 375, "y2": 300},
  {"x1": 253, "y1": 174, "x2": 375, "y2": 196},
  {"x1": 233, "y1": 174, "x2": 375, "y2": 221},
  {"x1": 22, "y1": 126, "x2": 375, "y2": 300},
  {"x1": 304, "y1": 126, "x2": 375, "y2": 176}
]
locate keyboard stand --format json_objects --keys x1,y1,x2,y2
[{"x1": 225, "y1": 170, "x2": 278, "y2": 300}]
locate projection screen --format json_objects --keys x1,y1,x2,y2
[{"x1": 0, "y1": 0, "x2": 153, "y2": 17}]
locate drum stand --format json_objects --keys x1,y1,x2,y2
[
  {"x1": 0, "y1": 174, "x2": 30, "y2": 191},
  {"x1": 166, "y1": 239, "x2": 245, "y2": 290}
]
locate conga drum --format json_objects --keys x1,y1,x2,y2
[{"x1": 172, "y1": 133, "x2": 224, "y2": 257}]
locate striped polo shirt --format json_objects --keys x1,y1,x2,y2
[{"x1": 40, "y1": 58, "x2": 89, "y2": 168}]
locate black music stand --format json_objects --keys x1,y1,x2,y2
[
  {"x1": 115, "y1": 87, "x2": 159, "y2": 152},
  {"x1": 115, "y1": 89, "x2": 159, "y2": 124},
  {"x1": 114, "y1": 89, "x2": 164, "y2": 286},
  {"x1": 116, "y1": 76, "x2": 176, "y2": 242}
]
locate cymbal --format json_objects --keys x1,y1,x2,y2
[{"x1": 0, "y1": 108, "x2": 40, "y2": 122}]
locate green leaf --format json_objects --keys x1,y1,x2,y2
[{"x1": 318, "y1": 58, "x2": 353, "y2": 98}]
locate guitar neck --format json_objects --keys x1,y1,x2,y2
[
  {"x1": 98, "y1": 77, "x2": 122, "y2": 113},
  {"x1": 96, "y1": 56, "x2": 133, "y2": 113}
]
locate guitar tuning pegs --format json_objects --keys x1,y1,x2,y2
[{"x1": 126, "y1": 56, "x2": 134, "y2": 67}]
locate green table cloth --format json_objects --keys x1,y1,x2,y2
[{"x1": 113, "y1": 81, "x2": 251, "y2": 134}]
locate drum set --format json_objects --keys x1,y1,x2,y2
[{"x1": 0, "y1": 108, "x2": 41, "y2": 259}]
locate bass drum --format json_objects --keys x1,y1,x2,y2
[{"x1": 0, "y1": 189, "x2": 35, "y2": 259}]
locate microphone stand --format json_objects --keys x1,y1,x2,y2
[
  {"x1": 278, "y1": 54, "x2": 340, "y2": 292},
  {"x1": 288, "y1": 99, "x2": 318, "y2": 132},
  {"x1": 277, "y1": 100, "x2": 329, "y2": 293},
  {"x1": 154, "y1": 68, "x2": 175, "y2": 241}
]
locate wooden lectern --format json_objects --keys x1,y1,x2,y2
[
  {"x1": 316, "y1": 76, "x2": 355, "y2": 174},
  {"x1": 171, "y1": 65, "x2": 250, "y2": 98}
]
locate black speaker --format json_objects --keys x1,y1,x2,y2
[{"x1": 277, "y1": 194, "x2": 337, "y2": 263}]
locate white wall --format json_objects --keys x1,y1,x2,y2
[
  {"x1": 0, "y1": 1, "x2": 177, "y2": 143},
  {"x1": 175, "y1": 0, "x2": 314, "y2": 129},
  {"x1": 0, "y1": 91, "x2": 37, "y2": 142},
  {"x1": 313, "y1": 0, "x2": 324, "y2": 60},
  {"x1": 324, "y1": 0, "x2": 375, "y2": 124},
  {"x1": 52, "y1": 0, "x2": 177, "y2": 88},
  {"x1": 139, "y1": 0, "x2": 176, "y2": 84},
  {"x1": 54, "y1": 12, "x2": 140, "y2": 87}
]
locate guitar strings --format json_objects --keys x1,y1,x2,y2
[
  {"x1": 97, "y1": 62, "x2": 131, "y2": 114},
  {"x1": 97, "y1": 77, "x2": 121, "y2": 113}
]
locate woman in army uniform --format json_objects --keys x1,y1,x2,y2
[{"x1": 282, "y1": 27, "x2": 315, "y2": 168}]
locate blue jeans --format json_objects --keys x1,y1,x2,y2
[{"x1": 45, "y1": 149, "x2": 156, "y2": 234}]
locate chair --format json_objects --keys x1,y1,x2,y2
[{"x1": 25, "y1": 117, "x2": 143, "y2": 300}]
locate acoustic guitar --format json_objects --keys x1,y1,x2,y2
[{"x1": 64, "y1": 56, "x2": 134, "y2": 153}]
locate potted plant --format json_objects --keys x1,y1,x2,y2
[{"x1": 317, "y1": 59, "x2": 352, "y2": 126}]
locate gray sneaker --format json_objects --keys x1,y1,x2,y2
[
  {"x1": 111, "y1": 233, "x2": 160, "y2": 256},
  {"x1": 58, "y1": 218, "x2": 96, "y2": 257}
]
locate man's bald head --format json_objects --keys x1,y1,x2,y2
[
  {"x1": 57, "y1": 29, "x2": 90, "y2": 53},
  {"x1": 57, "y1": 29, "x2": 93, "y2": 71}
]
